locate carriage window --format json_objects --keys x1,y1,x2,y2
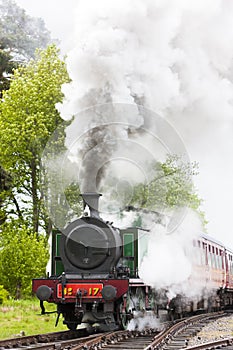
[
  {"x1": 200, "y1": 249, "x2": 205, "y2": 265},
  {"x1": 230, "y1": 256, "x2": 233, "y2": 273},
  {"x1": 221, "y1": 251, "x2": 225, "y2": 270},
  {"x1": 215, "y1": 255, "x2": 219, "y2": 269},
  {"x1": 218, "y1": 255, "x2": 222, "y2": 269},
  {"x1": 215, "y1": 248, "x2": 219, "y2": 268},
  {"x1": 212, "y1": 254, "x2": 216, "y2": 268}
]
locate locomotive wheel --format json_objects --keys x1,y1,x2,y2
[
  {"x1": 118, "y1": 293, "x2": 132, "y2": 330},
  {"x1": 135, "y1": 287, "x2": 146, "y2": 311},
  {"x1": 120, "y1": 312, "x2": 128, "y2": 329},
  {"x1": 119, "y1": 306, "x2": 129, "y2": 329},
  {"x1": 67, "y1": 322, "x2": 78, "y2": 331}
]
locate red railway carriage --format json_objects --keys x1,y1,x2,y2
[
  {"x1": 225, "y1": 247, "x2": 233, "y2": 290},
  {"x1": 198, "y1": 233, "x2": 233, "y2": 291},
  {"x1": 190, "y1": 233, "x2": 233, "y2": 310},
  {"x1": 192, "y1": 234, "x2": 226, "y2": 288}
]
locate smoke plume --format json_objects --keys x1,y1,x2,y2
[{"x1": 56, "y1": 0, "x2": 233, "y2": 248}]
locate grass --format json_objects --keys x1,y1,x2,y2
[{"x1": 0, "y1": 298, "x2": 67, "y2": 340}]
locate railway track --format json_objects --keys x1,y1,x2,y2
[
  {"x1": 0, "y1": 330, "x2": 158, "y2": 350},
  {"x1": 71, "y1": 329, "x2": 159, "y2": 350},
  {"x1": 70, "y1": 312, "x2": 229, "y2": 350},
  {"x1": 150, "y1": 312, "x2": 231, "y2": 350},
  {"x1": 0, "y1": 328, "x2": 161, "y2": 350},
  {"x1": 0, "y1": 312, "x2": 230, "y2": 350},
  {"x1": 0, "y1": 330, "x2": 103, "y2": 350}
]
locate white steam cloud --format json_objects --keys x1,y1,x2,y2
[
  {"x1": 139, "y1": 210, "x2": 203, "y2": 297},
  {"x1": 57, "y1": 0, "x2": 233, "y2": 249}
]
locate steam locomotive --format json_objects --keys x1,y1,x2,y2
[{"x1": 32, "y1": 193, "x2": 233, "y2": 331}]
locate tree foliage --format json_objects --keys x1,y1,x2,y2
[
  {"x1": 0, "y1": 220, "x2": 49, "y2": 298},
  {"x1": 129, "y1": 155, "x2": 206, "y2": 226},
  {"x1": 0, "y1": 0, "x2": 54, "y2": 225},
  {"x1": 0, "y1": 45, "x2": 69, "y2": 298},
  {"x1": 0, "y1": 45, "x2": 70, "y2": 233},
  {"x1": 0, "y1": 285, "x2": 8, "y2": 304},
  {"x1": 0, "y1": 0, "x2": 51, "y2": 59},
  {"x1": 0, "y1": 0, "x2": 52, "y2": 94},
  {"x1": 130, "y1": 155, "x2": 201, "y2": 212}
]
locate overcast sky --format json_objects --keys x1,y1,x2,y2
[{"x1": 15, "y1": 0, "x2": 77, "y2": 53}]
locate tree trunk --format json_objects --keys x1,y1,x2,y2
[
  {"x1": 16, "y1": 282, "x2": 21, "y2": 299},
  {"x1": 31, "y1": 158, "x2": 39, "y2": 234}
]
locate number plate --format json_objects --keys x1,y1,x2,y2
[{"x1": 57, "y1": 283, "x2": 103, "y2": 298}]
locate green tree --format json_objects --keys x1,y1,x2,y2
[
  {"x1": 0, "y1": 45, "x2": 70, "y2": 234},
  {"x1": 0, "y1": 220, "x2": 49, "y2": 298},
  {"x1": 129, "y1": 155, "x2": 206, "y2": 226},
  {"x1": 0, "y1": 0, "x2": 52, "y2": 95},
  {"x1": 0, "y1": 0, "x2": 54, "y2": 223},
  {"x1": 0, "y1": 0, "x2": 51, "y2": 59},
  {"x1": 131, "y1": 155, "x2": 201, "y2": 210}
]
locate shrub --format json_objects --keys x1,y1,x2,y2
[{"x1": 0, "y1": 285, "x2": 9, "y2": 304}]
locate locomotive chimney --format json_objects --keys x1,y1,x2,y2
[{"x1": 81, "y1": 192, "x2": 102, "y2": 218}]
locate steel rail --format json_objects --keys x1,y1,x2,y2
[
  {"x1": 144, "y1": 312, "x2": 225, "y2": 350},
  {"x1": 0, "y1": 331, "x2": 104, "y2": 350},
  {"x1": 185, "y1": 337, "x2": 233, "y2": 350},
  {"x1": 71, "y1": 330, "x2": 132, "y2": 350},
  {"x1": 71, "y1": 329, "x2": 158, "y2": 350}
]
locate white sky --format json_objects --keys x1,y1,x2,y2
[
  {"x1": 13, "y1": 0, "x2": 233, "y2": 249},
  {"x1": 15, "y1": 0, "x2": 77, "y2": 53}
]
